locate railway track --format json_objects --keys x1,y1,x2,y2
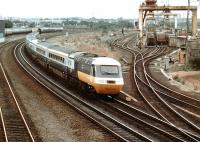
[
  {"x1": 13, "y1": 37, "x2": 198, "y2": 141},
  {"x1": 15, "y1": 42, "x2": 154, "y2": 141},
  {"x1": 112, "y1": 34, "x2": 200, "y2": 141},
  {"x1": 11, "y1": 32, "x2": 200, "y2": 141},
  {"x1": 0, "y1": 41, "x2": 37, "y2": 142},
  {"x1": 146, "y1": 65, "x2": 200, "y2": 114},
  {"x1": 113, "y1": 34, "x2": 160, "y2": 112},
  {"x1": 15, "y1": 31, "x2": 200, "y2": 141},
  {"x1": 119, "y1": 35, "x2": 200, "y2": 115},
  {"x1": 137, "y1": 44, "x2": 200, "y2": 139},
  {"x1": 101, "y1": 98, "x2": 197, "y2": 141}
]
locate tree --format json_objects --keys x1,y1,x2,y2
[
  {"x1": 5, "y1": 20, "x2": 13, "y2": 28},
  {"x1": 63, "y1": 20, "x2": 77, "y2": 26},
  {"x1": 29, "y1": 22, "x2": 35, "y2": 28}
]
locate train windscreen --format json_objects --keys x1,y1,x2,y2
[
  {"x1": 100, "y1": 65, "x2": 119, "y2": 75},
  {"x1": 94, "y1": 65, "x2": 122, "y2": 78}
]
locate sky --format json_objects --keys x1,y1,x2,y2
[{"x1": 0, "y1": 0, "x2": 199, "y2": 19}]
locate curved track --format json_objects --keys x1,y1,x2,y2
[
  {"x1": 15, "y1": 42, "x2": 154, "y2": 142},
  {"x1": 12, "y1": 34, "x2": 200, "y2": 141},
  {"x1": 13, "y1": 31, "x2": 200, "y2": 141},
  {"x1": 112, "y1": 34, "x2": 200, "y2": 141},
  {"x1": 0, "y1": 41, "x2": 37, "y2": 142}
]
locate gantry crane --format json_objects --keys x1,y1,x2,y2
[{"x1": 139, "y1": 0, "x2": 197, "y2": 47}]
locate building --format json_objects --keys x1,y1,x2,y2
[
  {"x1": 179, "y1": 47, "x2": 186, "y2": 64},
  {"x1": 0, "y1": 20, "x2": 5, "y2": 42},
  {"x1": 186, "y1": 38, "x2": 200, "y2": 64}
]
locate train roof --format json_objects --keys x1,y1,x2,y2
[
  {"x1": 69, "y1": 52, "x2": 86, "y2": 59},
  {"x1": 26, "y1": 33, "x2": 121, "y2": 66},
  {"x1": 92, "y1": 57, "x2": 121, "y2": 66},
  {"x1": 74, "y1": 53, "x2": 98, "y2": 64}
]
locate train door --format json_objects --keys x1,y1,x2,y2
[{"x1": 89, "y1": 65, "x2": 95, "y2": 83}]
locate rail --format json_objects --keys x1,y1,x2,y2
[
  {"x1": 0, "y1": 59, "x2": 35, "y2": 142},
  {"x1": 0, "y1": 107, "x2": 8, "y2": 142},
  {"x1": 112, "y1": 35, "x2": 200, "y2": 141},
  {"x1": 14, "y1": 41, "x2": 154, "y2": 142}
]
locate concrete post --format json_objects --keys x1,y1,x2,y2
[
  {"x1": 192, "y1": 10, "x2": 197, "y2": 36},
  {"x1": 139, "y1": 10, "x2": 144, "y2": 47},
  {"x1": 175, "y1": 16, "x2": 177, "y2": 29}
]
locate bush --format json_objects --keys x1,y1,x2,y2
[{"x1": 5, "y1": 20, "x2": 13, "y2": 28}]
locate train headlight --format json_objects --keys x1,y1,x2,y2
[{"x1": 95, "y1": 79, "x2": 106, "y2": 84}]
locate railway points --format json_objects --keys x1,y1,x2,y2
[
  {"x1": 11, "y1": 30, "x2": 198, "y2": 141},
  {"x1": 0, "y1": 0, "x2": 200, "y2": 141}
]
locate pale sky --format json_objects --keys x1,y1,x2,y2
[{"x1": 0, "y1": 0, "x2": 199, "y2": 19}]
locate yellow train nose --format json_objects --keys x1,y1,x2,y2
[{"x1": 94, "y1": 84, "x2": 123, "y2": 94}]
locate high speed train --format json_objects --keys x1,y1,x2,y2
[{"x1": 25, "y1": 33, "x2": 124, "y2": 96}]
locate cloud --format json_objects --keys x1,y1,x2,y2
[{"x1": 0, "y1": 0, "x2": 199, "y2": 18}]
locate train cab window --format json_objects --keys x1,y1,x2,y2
[
  {"x1": 94, "y1": 65, "x2": 121, "y2": 78},
  {"x1": 100, "y1": 65, "x2": 119, "y2": 75}
]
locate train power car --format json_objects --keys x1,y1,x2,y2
[
  {"x1": 146, "y1": 31, "x2": 156, "y2": 46},
  {"x1": 25, "y1": 33, "x2": 124, "y2": 97},
  {"x1": 156, "y1": 31, "x2": 167, "y2": 45}
]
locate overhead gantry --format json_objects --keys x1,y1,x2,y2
[{"x1": 139, "y1": 0, "x2": 197, "y2": 47}]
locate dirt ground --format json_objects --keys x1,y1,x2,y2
[
  {"x1": 46, "y1": 32, "x2": 122, "y2": 61},
  {"x1": 2, "y1": 34, "x2": 118, "y2": 142},
  {"x1": 153, "y1": 49, "x2": 200, "y2": 97},
  {"x1": 170, "y1": 71, "x2": 200, "y2": 93}
]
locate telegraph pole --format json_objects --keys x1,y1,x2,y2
[{"x1": 186, "y1": 0, "x2": 190, "y2": 40}]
